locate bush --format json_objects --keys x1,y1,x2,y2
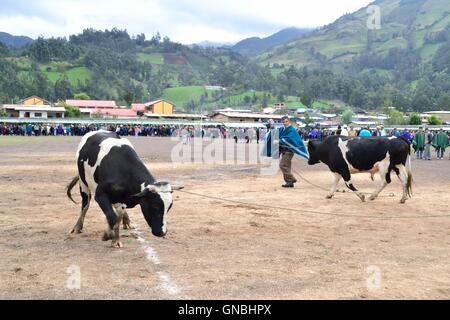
[
  {"x1": 342, "y1": 109, "x2": 354, "y2": 124},
  {"x1": 73, "y1": 92, "x2": 90, "y2": 100},
  {"x1": 428, "y1": 115, "x2": 443, "y2": 125},
  {"x1": 408, "y1": 113, "x2": 422, "y2": 125},
  {"x1": 387, "y1": 109, "x2": 405, "y2": 125},
  {"x1": 57, "y1": 100, "x2": 81, "y2": 118}
]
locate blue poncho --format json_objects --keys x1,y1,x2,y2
[{"x1": 263, "y1": 125, "x2": 309, "y2": 160}]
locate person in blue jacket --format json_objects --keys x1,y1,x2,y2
[
  {"x1": 264, "y1": 116, "x2": 309, "y2": 188},
  {"x1": 359, "y1": 126, "x2": 372, "y2": 137}
]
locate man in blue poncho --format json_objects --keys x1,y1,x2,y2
[{"x1": 264, "y1": 116, "x2": 309, "y2": 188}]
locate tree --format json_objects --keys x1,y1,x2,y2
[
  {"x1": 54, "y1": 75, "x2": 73, "y2": 100},
  {"x1": 428, "y1": 115, "x2": 443, "y2": 125},
  {"x1": 29, "y1": 37, "x2": 52, "y2": 62},
  {"x1": 0, "y1": 108, "x2": 7, "y2": 117},
  {"x1": 136, "y1": 33, "x2": 146, "y2": 45},
  {"x1": 150, "y1": 32, "x2": 161, "y2": 45},
  {"x1": 408, "y1": 113, "x2": 422, "y2": 125},
  {"x1": 57, "y1": 101, "x2": 81, "y2": 118},
  {"x1": 387, "y1": 109, "x2": 405, "y2": 125},
  {"x1": 0, "y1": 42, "x2": 9, "y2": 57},
  {"x1": 29, "y1": 64, "x2": 54, "y2": 101},
  {"x1": 74, "y1": 92, "x2": 90, "y2": 100},
  {"x1": 349, "y1": 90, "x2": 367, "y2": 109},
  {"x1": 277, "y1": 92, "x2": 285, "y2": 103},
  {"x1": 304, "y1": 112, "x2": 311, "y2": 124},
  {"x1": 184, "y1": 100, "x2": 198, "y2": 113},
  {"x1": 342, "y1": 109, "x2": 354, "y2": 125},
  {"x1": 261, "y1": 93, "x2": 269, "y2": 108},
  {"x1": 438, "y1": 94, "x2": 450, "y2": 111},
  {"x1": 300, "y1": 93, "x2": 313, "y2": 108},
  {"x1": 122, "y1": 91, "x2": 134, "y2": 106}
]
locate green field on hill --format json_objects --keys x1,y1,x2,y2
[
  {"x1": 137, "y1": 53, "x2": 165, "y2": 65},
  {"x1": 160, "y1": 86, "x2": 213, "y2": 108},
  {"x1": 43, "y1": 67, "x2": 91, "y2": 85}
]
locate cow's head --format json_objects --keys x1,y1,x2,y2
[
  {"x1": 307, "y1": 140, "x2": 321, "y2": 165},
  {"x1": 132, "y1": 182, "x2": 183, "y2": 237}
]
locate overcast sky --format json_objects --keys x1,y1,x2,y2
[{"x1": 0, "y1": 0, "x2": 373, "y2": 44}]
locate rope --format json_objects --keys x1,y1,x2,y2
[
  {"x1": 275, "y1": 136, "x2": 395, "y2": 197},
  {"x1": 177, "y1": 189, "x2": 450, "y2": 220},
  {"x1": 291, "y1": 168, "x2": 395, "y2": 197}
]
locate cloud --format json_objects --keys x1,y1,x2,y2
[{"x1": 0, "y1": 0, "x2": 373, "y2": 43}]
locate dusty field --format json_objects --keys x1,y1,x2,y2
[{"x1": 1, "y1": 136, "x2": 450, "y2": 299}]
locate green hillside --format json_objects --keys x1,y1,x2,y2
[
  {"x1": 256, "y1": 0, "x2": 450, "y2": 69},
  {"x1": 2, "y1": 5, "x2": 450, "y2": 114},
  {"x1": 0, "y1": 29, "x2": 269, "y2": 109},
  {"x1": 44, "y1": 67, "x2": 91, "y2": 85},
  {"x1": 161, "y1": 86, "x2": 213, "y2": 108}
]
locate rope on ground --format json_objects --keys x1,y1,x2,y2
[
  {"x1": 291, "y1": 167, "x2": 395, "y2": 197},
  {"x1": 177, "y1": 189, "x2": 450, "y2": 220}
]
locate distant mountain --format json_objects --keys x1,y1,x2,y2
[
  {"x1": 0, "y1": 32, "x2": 34, "y2": 47},
  {"x1": 194, "y1": 40, "x2": 235, "y2": 48},
  {"x1": 255, "y1": 0, "x2": 450, "y2": 69},
  {"x1": 232, "y1": 27, "x2": 313, "y2": 56}
]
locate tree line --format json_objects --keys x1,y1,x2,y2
[{"x1": 1, "y1": 28, "x2": 450, "y2": 113}]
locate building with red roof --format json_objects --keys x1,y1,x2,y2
[
  {"x1": 90, "y1": 108, "x2": 137, "y2": 118},
  {"x1": 66, "y1": 100, "x2": 117, "y2": 109}
]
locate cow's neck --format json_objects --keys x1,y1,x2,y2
[{"x1": 317, "y1": 144, "x2": 330, "y2": 166}]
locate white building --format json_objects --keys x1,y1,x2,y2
[{"x1": 2, "y1": 104, "x2": 65, "y2": 119}]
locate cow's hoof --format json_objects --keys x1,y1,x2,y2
[
  {"x1": 400, "y1": 199, "x2": 406, "y2": 204},
  {"x1": 325, "y1": 194, "x2": 333, "y2": 199},
  {"x1": 111, "y1": 241, "x2": 123, "y2": 248},
  {"x1": 70, "y1": 227, "x2": 82, "y2": 234},
  {"x1": 369, "y1": 195, "x2": 376, "y2": 201},
  {"x1": 123, "y1": 223, "x2": 133, "y2": 230},
  {"x1": 102, "y1": 231, "x2": 113, "y2": 241},
  {"x1": 360, "y1": 195, "x2": 366, "y2": 202}
]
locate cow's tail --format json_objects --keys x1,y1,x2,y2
[
  {"x1": 406, "y1": 154, "x2": 413, "y2": 198},
  {"x1": 67, "y1": 176, "x2": 79, "y2": 204}
]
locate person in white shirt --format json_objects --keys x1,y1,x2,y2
[{"x1": 341, "y1": 125, "x2": 349, "y2": 137}]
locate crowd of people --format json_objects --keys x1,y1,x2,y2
[
  {"x1": 0, "y1": 123, "x2": 181, "y2": 137},
  {"x1": 1, "y1": 121, "x2": 449, "y2": 160},
  {"x1": 0, "y1": 123, "x2": 268, "y2": 143}
]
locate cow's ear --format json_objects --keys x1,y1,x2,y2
[{"x1": 132, "y1": 188, "x2": 150, "y2": 198}]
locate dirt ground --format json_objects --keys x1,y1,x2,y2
[{"x1": 1, "y1": 135, "x2": 450, "y2": 300}]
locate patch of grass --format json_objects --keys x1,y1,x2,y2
[
  {"x1": 421, "y1": 43, "x2": 442, "y2": 61},
  {"x1": 270, "y1": 68, "x2": 285, "y2": 77},
  {"x1": 44, "y1": 67, "x2": 91, "y2": 85},
  {"x1": 160, "y1": 86, "x2": 213, "y2": 108},
  {"x1": 137, "y1": 53, "x2": 164, "y2": 65}
]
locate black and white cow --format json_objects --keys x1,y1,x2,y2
[
  {"x1": 67, "y1": 130, "x2": 181, "y2": 247},
  {"x1": 307, "y1": 135, "x2": 412, "y2": 203}
]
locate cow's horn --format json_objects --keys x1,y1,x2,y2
[{"x1": 171, "y1": 184, "x2": 184, "y2": 190}]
